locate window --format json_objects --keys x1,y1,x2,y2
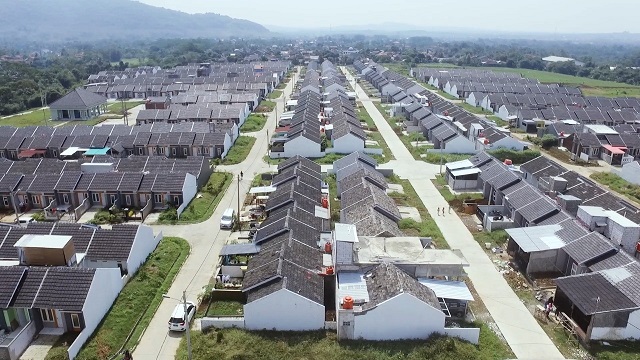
[
  {"x1": 41, "y1": 309, "x2": 55, "y2": 322},
  {"x1": 62, "y1": 194, "x2": 69, "y2": 204},
  {"x1": 152, "y1": 147, "x2": 157, "y2": 154},
  {"x1": 125, "y1": 195, "x2": 132, "y2": 206},
  {"x1": 154, "y1": 194, "x2": 163, "y2": 204},
  {"x1": 52, "y1": 150, "x2": 58, "y2": 157},
  {"x1": 91, "y1": 193, "x2": 101, "y2": 202},
  {"x1": 203, "y1": 147, "x2": 209, "y2": 155},
  {"x1": 32, "y1": 195, "x2": 40, "y2": 205},
  {"x1": 83, "y1": 193, "x2": 89, "y2": 199},
  {"x1": 172, "y1": 148, "x2": 177, "y2": 156},
  {"x1": 2, "y1": 197, "x2": 8, "y2": 206},
  {"x1": 183, "y1": 148, "x2": 188, "y2": 156},
  {"x1": 217, "y1": 147, "x2": 222, "y2": 156},
  {"x1": 197, "y1": 147, "x2": 202, "y2": 155},
  {"x1": 571, "y1": 262, "x2": 578, "y2": 275},
  {"x1": 70, "y1": 314, "x2": 81, "y2": 329},
  {"x1": 342, "y1": 321, "x2": 351, "y2": 326},
  {"x1": 138, "y1": 147, "x2": 144, "y2": 155},
  {"x1": 0, "y1": 150, "x2": 5, "y2": 158},
  {"x1": 110, "y1": 195, "x2": 116, "y2": 205},
  {"x1": 173, "y1": 196, "x2": 180, "y2": 205}
]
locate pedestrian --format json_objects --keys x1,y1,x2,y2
[
  {"x1": 240, "y1": 171, "x2": 243, "y2": 180},
  {"x1": 442, "y1": 207, "x2": 445, "y2": 217},
  {"x1": 437, "y1": 207, "x2": 440, "y2": 216},
  {"x1": 544, "y1": 296, "x2": 554, "y2": 318},
  {"x1": 448, "y1": 205, "x2": 451, "y2": 214},
  {"x1": 123, "y1": 349, "x2": 133, "y2": 360}
]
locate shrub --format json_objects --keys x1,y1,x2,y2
[
  {"x1": 158, "y1": 207, "x2": 178, "y2": 222},
  {"x1": 488, "y1": 148, "x2": 541, "y2": 164}
]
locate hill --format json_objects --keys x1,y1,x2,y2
[{"x1": 0, "y1": 0, "x2": 269, "y2": 43}]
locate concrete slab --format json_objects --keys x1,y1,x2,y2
[
  {"x1": 76, "y1": 206, "x2": 102, "y2": 224},
  {"x1": 19, "y1": 334, "x2": 59, "y2": 360},
  {"x1": 143, "y1": 212, "x2": 160, "y2": 224},
  {"x1": 365, "y1": 140, "x2": 379, "y2": 147},
  {"x1": 409, "y1": 141, "x2": 433, "y2": 147},
  {"x1": 398, "y1": 206, "x2": 421, "y2": 222},
  {"x1": 386, "y1": 183, "x2": 404, "y2": 194}
]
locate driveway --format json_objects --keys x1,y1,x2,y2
[
  {"x1": 343, "y1": 67, "x2": 564, "y2": 360},
  {"x1": 132, "y1": 68, "x2": 299, "y2": 360}
]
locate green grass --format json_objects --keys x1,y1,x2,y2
[
  {"x1": 45, "y1": 332, "x2": 80, "y2": 360},
  {"x1": 74, "y1": 237, "x2": 189, "y2": 360},
  {"x1": 241, "y1": 113, "x2": 267, "y2": 132},
  {"x1": 591, "y1": 172, "x2": 640, "y2": 206},
  {"x1": 387, "y1": 176, "x2": 446, "y2": 248},
  {"x1": 61, "y1": 118, "x2": 108, "y2": 127},
  {"x1": 256, "y1": 100, "x2": 276, "y2": 113},
  {"x1": 110, "y1": 58, "x2": 148, "y2": 67},
  {"x1": 205, "y1": 301, "x2": 244, "y2": 317},
  {"x1": 313, "y1": 153, "x2": 346, "y2": 165},
  {"x1": 157, "y1": 172, "x2": 232, "y2": 224},
  {"x1": 437, "y1": 90, "x2": 460, "y2": 100},
  {"x1": 176, "y1": 327, "x2": 511, "y2": 360},
  {"x1": 267, "y1": 90, "x2": 283, "y2": 99},
  {"x1": 222, "y1": 136, "x2": 256, "y2": 165},
  {"x1": 459, "y1": 102, "x2": 494, "y2": 115},
  {"x1": 473, "y1": 230, "x2": 509, "y2": 248},
  {"x1": 325, "y1": 174, "x2": 340, "y2": 223},
  {"x1": 106, "y1": 101, "x2": 144, "y2": 115},
  {"x1": 356, "y1": 106, "x2": 394, "y2": 163},
  {"x1": 0, "y1": 108, "x2": 50, "y2": 127},
  {"x1": 422, "y1": 152, "x2": 473, "y2": 164},
  {"x1": 486, "y1": 115, "x2": 509, "y2": 127},
  {"x1": 373, "y1": 103, "x2": 390, "y2": 120},
  {"x1": 263, "y1": 155, "x2": 284, "y2": 165},
  {"x1": 432, "y1": 175, "x2": 484, "y2": 204}
]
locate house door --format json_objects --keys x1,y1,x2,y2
[{"x1": 40, "y1": 309, "x2": 61, "y2": 328}]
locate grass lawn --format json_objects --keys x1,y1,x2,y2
[
  {"x1": 240, "y1": 114, "x2": 267, "y2": 132},
  {"x1": 542, "y1": 147, "x2": 599, "y2": 167},
  {"x1": 591, "y1": 172, "x2": 640, "y2": 206},
  {"x1": 158, "y1": 172, "x2": 232, "y2": 224},
  {"x1": 313, "y1": 153, "x2": 346, "y2": 165},
  {"x1": 267, "y1": 90, "x2": 283, "y2": 99},
  {"x1": 176, "y1": 327, "x2": 512, "y2": 360},
  {"x1": 486, "y1": 115, "x2": 509, "y2": 127},
  {"x1": 373, "y1": 102, "x2": 390, "y2": 120},
  {"x1": 222, "y1": 136, "x2": 256, "y2": 165},
  {"x1": 325, "y1": 174, "x2": 340, "y2": 223},
  {"x1": 106, "y1": 101, "x2": 144, "y2": 115},
  {"x1": 205, "y1": 301, "x2": 244, "y2": 317},
  {"x1": 357, "y1": 106, "x2": 394, "y2": 163},
  {"x1": 263, "y1": 155, "x2": 284, "y2": 165},
  {"x1": 459, "y1": 102, "x2": 494, "y2": 115},
  {"x1": 45, "y1": 332, "x2": 80, "y2": 360},
  {"x1": 387, "y1": 176, "x2": 446, "y2": 248},
  {"x1": 473, "y1": 230, "x2": 509, "y2": 248},
  {"x1": 71, "y1": 237, "x2": 190, "y2": 360},
  {"x1": 422, "y1": 152, "x2": 473, "y2": 164},
  {"x1": 110, "y1": 58, "x2": 148, "y2": 67},
  {"x1": 256, "y1": 100, "x2": 276, "y2": 113},
  {"x1": 0, "y1": 108, "x2": 50, "y2": 127},
  {"x1": 433, "y1": 175, "x2": 484, "y2": 204}
]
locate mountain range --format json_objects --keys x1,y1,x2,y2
[{"x1": 0, "y1": 0, "x2": 269, "y2": 43}]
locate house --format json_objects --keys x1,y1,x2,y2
[
  {"x1": 444, "y1": 158, "x2": 482, "y2": 190},
  {"x1": 50, "y1": 88, "x2": 108, "y2": 121},
  {"x1": 336, "y1": 262, "x2": 479, "y2": 343},
  {"x1": 475, "y1": 127, "x2": 528, "y2": 151}
]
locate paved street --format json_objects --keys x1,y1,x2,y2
[
  {"x1": 132, "y1": 70, "x2": 296, "y2": 360},
  {"x1": 343, "y1": 67, "x2": 564, "y2": 360}
]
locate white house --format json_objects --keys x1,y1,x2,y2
[
  {"x1": 244, "y1": 285, "x2": 325, "y2": 331},
  {"x1": 476, "y1": 128, "x2": 528, "y2": 151},
  {"x1": 337, "y1": 263, "x2": 479, "y2": 343},
  {"x1": 618, "y1": 161, "x2": 640, "y2": 186},
  {"x1": 331, "y1": 123, "x2": 366, "y2": 154},
  {"x1": 279, "y1": 132, "x2": 323, "y2": 158}
]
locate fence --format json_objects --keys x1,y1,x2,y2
[{"x1": 73, "y1": 197, "x2": 90, "y2": 222}]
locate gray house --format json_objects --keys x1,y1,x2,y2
[{"x1": 50, "y1": 88, "x2": 108, "y2": 121}]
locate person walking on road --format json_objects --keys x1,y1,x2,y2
[
  {"x1": 123, "y1": 350, "x2": 133, "y2": 360},
  {"x1": 442, "y1": 207, "x2": 445, "y2": 217},
  {"x1": 437, "y1": 207, "x2": 440, "y2": 216},
  {"x1": 240, "y1": 171, "x2": 243, "y2": 180}
]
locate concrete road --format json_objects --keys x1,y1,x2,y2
[
  {"x1": 131, "y1": 69, "x2": 298, "y2": 360},
  {"x1": 343, "y1": 67, "x2": 565, "y2": 360}
]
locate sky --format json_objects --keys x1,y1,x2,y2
[{"x1": 138, "y1": 0, "x2": 640, "y2": 34}]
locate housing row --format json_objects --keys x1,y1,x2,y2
[
  {"x1": 0, "y1": 155, "x2": 211, "y2": 222},
  {"x1": 444, "y1": 151, "x2": 640, "y2": 342},
  {"x1": 270, "y1": 61, "x2": 376, "y2": 159},
  {"x1": 0, "y1": 222, "x2": 162, "y2": 360},
  {"x1": 0, "y1": 122, "x2": 239, "y2": 160},
  {"x1": 204, "y1": 155, "x2": 480, "y2": 344}
]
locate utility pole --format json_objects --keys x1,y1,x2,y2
[
  {"x1": 439, "y1": 145, "x2": 444, "y2": 175},
  {"x1": 10, "y1": 188, "x2": 20, "y2": 224},
  {"x1": 237, "y1": 174, "x2": 241, "y2": 231},
  {"x1": 570, "y1": 121, "x2": 584, "y2": 162},
  {"x1": 183, "y1": 290, "x2": 192, "y2": 360}
]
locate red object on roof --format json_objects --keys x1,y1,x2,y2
[
  {"x1": 602, "y1": 144, "x2": 626, "y2": 155},
  {"x1": 18, "y1": 149, "x2": 46, "y2": 158},
  {"x1": 274, "y1": 126, "x2": 290, "y2": 133}
]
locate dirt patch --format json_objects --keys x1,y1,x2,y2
[{"x1": 459, "y1": 214, "x2": 482, "y2": 233}]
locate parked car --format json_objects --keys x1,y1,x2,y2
[
  {"x1": 220, "y1": 208, "x2": 236, "y2": 229},
  {"x1": 168, "y1": 301, "x2": 196, "y2": 332},
  {"x1": 15, "y1": 216, "x2": 36, "y2": 227}
]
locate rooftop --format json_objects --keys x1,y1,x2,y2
[
  {"x1": 14, "y1": 234, "x2": 72, "y2": 249},
  {"x1": 354, "y1": 237, "x2": 468, "y2": 266}
]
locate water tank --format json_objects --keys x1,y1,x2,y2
[
  {"x1": 325, "y1": 266, "x2": 334, "y2": 275},
  {"x1": 321, "y1": 198, "x2": 329, "y2": 209},
  {"x1": 636, "y1": 241, "x2": 640, "y2": 253},
  {"x1": 504, "y1": 159, "x2": 513, "y2": 165},
  {"x1": 324, "y1": 242, "x2": 332, "y2": 254},
  {"x1": 343, "y1": 296, "x2": 354, "y2": 310}
]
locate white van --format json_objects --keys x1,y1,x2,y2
[{"x1": 220, "y1": 208, "x2": 235, "y2": 229}]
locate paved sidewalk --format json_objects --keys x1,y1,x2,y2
[
  {"x1": 343, "y1": 67, "x2": 564, "y2": 360},
  {"x1": 132, "y1": 69, "x2": 298, "y2": 360}
]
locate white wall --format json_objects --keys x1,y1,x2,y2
[
  {"x1": 68, "y1": 268, "x2": 123, "y2": 360},
  {"x1": 332, "y1": 134, "x2": 365, "y2": 154},
  {"x1": 354, "y1": 293, "x2": 445, "y2": 340},
  {"x1": 284, "y1": 137, "x2": 323, "y2": 158},
  {"x1": 625, "y1": 309, "x2": 640, "y2": 339},
  {"x1": 201, "y1": 317, "x2": 245, "y2": 330},
  {"x1": 619, "y1": 162, "x2": 640, "y2": 186},
  {"x1": 591, "y1": 327, "x2": 626, "y2": 341},
  {"x1": 222, "y1": 133, "x2": 232, "y2": 158},
  {"x1": 492, "y1": 137, "x2": 527, "y2": 151},
  {"x1": 126, "y1": 226, "x2": 161, "y2": 276},
  {"x1": 443, "y1": 327, "x2": 480, "y2": 344},
  {"x1": 439, "y1": 137, "x2": 476, "y2": 154},
  {"x1": 244, "y1": 289, "x2": 325, "y2": 331},
  {"x1": 177, "y1": 173, "x2": 198, "y2": 218},
  {"x1": 5, "y1": 321, "x2": 37, "y2": 360}
]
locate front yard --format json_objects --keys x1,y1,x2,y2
[
  {"x1": 240, "y1": 114, "x2": 267, "y2": 132},
  {"x1": 49, "y1": 237, "x2": 190, "y2": 360},
  {"x1": 222, "y1": 136, "x2": 256, "y2": 165}
]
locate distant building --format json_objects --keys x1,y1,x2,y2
[
  {"x1": 542, "y1": 55, "x2": 584, "y2": 67},
  {"x1": 50, "y1": 88, "x2": 108, "y2": 121}
]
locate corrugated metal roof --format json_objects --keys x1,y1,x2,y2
[
  {"x1": 451, "y1": 168, "x2": 481, "y2": 177},
  {"x1": 219, "y1": 243, "x2": 260, "y2": 256},
  {"x1": 506, "y1": 225, "x2": 565, "y2": 253},
  {"x1": 418, "y1": 278, "x2": 474, "y2": 301}
]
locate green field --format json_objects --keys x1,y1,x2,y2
[
  {"x1": 110, "y1": 58, "x2": 149, "y2": 67},
  {"x1": 0, "y1": 108, "x2": 50, "y2": 127},
  {"x1": 240, "y1": 114, "x2": 267, "y2": 132},
  {"x1": 222, "y1": 136, "x2": 256, "y2": 165}
]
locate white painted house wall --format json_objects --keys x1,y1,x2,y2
[
  {"x1": 618, "y1": 161, "x2": 640, "y2": 186},
  {"x1": 490, "y1": 137, "x2": 527, "y2": 151},
  {"x1": 332, "y1": 133, "x2": 365, "y2": 154},
  {"x1": 126, "y1": 226, "x2": 162, "y2": 276},
  {"x1": 67, "y1": 268, "x2": 123, "y2": 360},
  {"x1": 244, "y1": 289, "x2": 325, "y2": 331},
  {"x1": 354, "y1": 293, "x2": 445, "y2": 341},
  {"x1": 283, "y1": 136, "x2": 323, "y2": 158},
  {"x1": 221, "y1": 133, "x2": 232, "y2": 159},
  {"x1": 441, "y1": 136, "x2": 476, "y2": 154},
  {"x1": 177, "y1": 173, "x2": 198, "y2": 218}
]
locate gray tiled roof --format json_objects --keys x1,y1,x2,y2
[
  {"x1": 563, "y1": 232, "x2": 616, "y2": 264},
  {"x1": 31, "y1": 267, "x2": 96, "y2": 312},
  {"x1": 555, "y1": 272, "x2": 637, "y2": 314},
  {"x1": 0, "y1": 266, "x2": 27, "y2": 308},
  {"x1": 363, "y1": 263, "x2": 440, "y2": 311}
]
